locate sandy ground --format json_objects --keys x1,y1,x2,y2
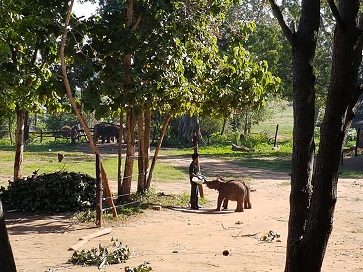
[{"x1": 4, "y1": 154, "x2": 363, "y2": 272}]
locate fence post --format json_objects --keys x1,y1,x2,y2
[
  {"x1": 95, "y1": 154, "x2": 102, "y2": 227},
  {"x1": 273, "y1": 124, "x2": 279, "y2": 148}
]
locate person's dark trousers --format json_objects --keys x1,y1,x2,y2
[{"x1": 190, "y1": 181, "x2": 199, "y2": 209}]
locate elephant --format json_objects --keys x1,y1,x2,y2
[
  {"x1": 93, "y1": 122, "x2": 127, "y2": 143},
  {"x1": 94, "y1": 122, "x2": 120, "y2": 143},
  {"x1": 205, "y1": 178, "x2": 251, "y2": 212}
]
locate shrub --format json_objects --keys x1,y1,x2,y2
[{"x1": 0, "y1": 171, "x2": 96, "y2": 213}]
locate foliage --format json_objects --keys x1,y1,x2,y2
[
  {"x1": 0, "y1": 171, "x2": 96, "y2": 212},
  {"x1": 35, "y1": 113, "x2": 80, "y2": 131},
  {"x1": 0, "y1": 0, "x2": 69, "y2": 115},
  {"x1": 200, "y1": 116, "x2": 223, "y2": 145},
  {"x1": 68, "y1": 237, "x2": 130, "y2": 268},
  {"x1": 125, "y1": 262, "x2": 153, "y2": 272},
  {"x1": 259, "y1": 230, "x2": 281, "y2": 243}
]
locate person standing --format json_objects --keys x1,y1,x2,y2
[{"x1": 189, "y1": 153, "x2": 201, "y2": 209}]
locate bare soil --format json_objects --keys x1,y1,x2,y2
[{"x1": 4, "y1": 152, "x2": 363, "y2": 272}]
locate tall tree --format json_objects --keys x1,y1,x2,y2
[
  {"x1": 0, "y1": 0, "x2": 68, "y2": 180},
  {"x1": 269, "y1": 0, "x2": 363, "y2": 271}
]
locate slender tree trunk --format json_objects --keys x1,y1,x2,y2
[
  {"x1": 14, "y1": 108, "x2": 24, "y2": 181},
  {"x1": 146, "y1": 114, "x2": 171, "y2": 188},
  {"x1": 221, "y1": 118, "x2": 226, "y2": 135},
  {"x1": 8, "y1": 117, "x2": 13, "y2": 145},
  {"x1": 0, "y1": 200, "x2": 16, "y2": 272},
  {"x1": 119, "y1": 0, "x2": 137, "y2": 202},
  {"x1": 143, "y1": 108, "x2": 151, "y2": 188},
  {"x1": 137, "y1": 111, "x2": 145, "y2": 193},
  {"x1": 117, "y1": 111, "x2": 124, "y2": 199},
  {"x1": 23, "y1": 111, "x2": 30, "y2": 144},
  {"x1": 60, "y1": 0, "x2": 117, "y2": 217},
  {"x1": 120, "y1": 108, "x2": 135, "y2": 202}
]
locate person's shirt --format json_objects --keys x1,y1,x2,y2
[{"x1": 189, "y1": 161, "x2": 199, "y2": 181}]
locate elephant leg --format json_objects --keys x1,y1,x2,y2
[
  {"x1": 244, "y1": 188, "x2": 252, "y2": 209},
  {"x1": 222, "y1": 199, "x2": 228, "y2": 209},
  {"x1": 235, "y1": 199, "x2": 244, "y2": 212},
  {"x1": 216, "y1": 195, "x2": 223, "y2": 211}
]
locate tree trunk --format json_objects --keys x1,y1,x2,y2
[
  {"x1": 143, "y1": 108, "x2": 151, "y2": 189},
  {"x1": 23, "y1": 111, "x2": 30, "y2": 145},
  {"x1": 117, "y1": 111, "x2": 124, "y2": 199},
  {"x1": 60, "y1": 0, "x2": 117, "y2": 217},
  {"x1": 303, "y1": 1, "x2": 363, "y2": 270},
  {"x1": 8, "y1": 117, "x2": 13, "y2": 144},
  {"x1": 0, "y1": 200, "x2": 17, "y2": 271},
  {"x1": 220, "y1": 118, "x2": 226, "y2": 135},
  {"x1": 270, "y1": 0, "x2": 363, "y2": 271},
  {"x1": 14, "y1": 108, "x2": 24, "y2": 181},
  {"x1": 120, "y1": 108, "x2": 135, "y2": 202},
  {"x1": 0, "y1": 199, "x2": 16, "y2": 272},
  {"x1": 146, "y1": 114, "x2": 171, "y2": 188},
  {"x1": 178, "y1": 115, "x2": 202, "y2": 143},
  {"x1": 285, "y1": 11, "x2": 319, "y2": 270},
  {"x1": 137, "y1": 111, "x2": 145, "y2": 193}
]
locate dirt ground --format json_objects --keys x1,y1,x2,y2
[{"x1": 4, "y1": 153, "x2": 363, "y2": 272}]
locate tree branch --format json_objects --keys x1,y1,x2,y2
[
  {"x1": 130, "y1": 15, "x2": 141, "y2": 31},
  {"x1": 268, "y1": 0, "x2": 294, "y2": 44},
  {"x1": 327, "y1": 0, "x2": 344, "y2": 29}
]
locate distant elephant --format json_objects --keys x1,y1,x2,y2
[
  {"x1": 205, "y1": 178, "x2": 251, "y2": 212},
  {"x1": 94, "y1": 122, "x2": 120, "y2": 143},
  {"x1": 60, "y1": 125, "x2": 72, "y2": 138}
]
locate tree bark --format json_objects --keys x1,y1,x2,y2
[
  {"x1": 14, "y1": 108, "x2": 24, "y2": 181},
  {"x1": 120, "y1": 108, "x2": 135, "y2": 202},
  {"x1": 304, "y1": 1, "x2": 363, "y2": 270},
  {"x1": 269, "y1": 0, "x2": 319, "y2": 271},
  {"x1": 23, "y1": 111, "x2": 30, "y2": 145},
  {"x1": 143, "y1": 108, "x2": 151, "y2": 188},
  {"x1": 137, "y1": 111, "x2": 145, "y2": 193},
  {"x1": 270, "y1": 0, "x2": 363, "y2": 271},
  {"x1": 0, "y1": 200, "x2": 17, "y2": 271},
  {"x1": 117, "y1": 111, "x2": 124, "y2": 199}
]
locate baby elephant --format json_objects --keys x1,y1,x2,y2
[{"x1": 205, "y1": 178, "x2": 252, "y2": 212}]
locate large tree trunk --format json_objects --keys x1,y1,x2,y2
[
  {"x1": 285, "y1": 2, "x2": 320, "y2": 269},
  {"x1": 269, "y1": 0, "x2": 319, "y2": 271},
  {"x1": 270, "y1": 0, "x2": 363, "y2": 271},
  {"x1": 304, "y1": 1, "x2": 363, "y2": 270},
  {"x1": 14, "y1": 108, "x2": 24, "y2": 181},
  {"x1": 0, "y1": 200, "x2": 17, "y2": 271}
]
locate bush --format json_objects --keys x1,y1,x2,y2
[{"x1": 0, "y1": 171, "x2": 96, "y2": 213}]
